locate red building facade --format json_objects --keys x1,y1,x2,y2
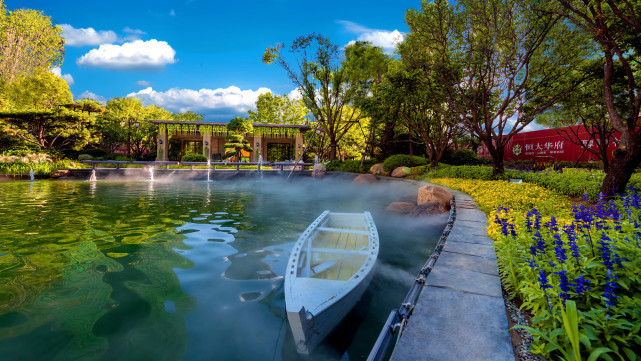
[{"x1": 477, "y1": 125, "x2": 619, "y2": 163}]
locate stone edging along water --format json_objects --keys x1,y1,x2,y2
[{"x1": 368, "y1": 176, "x2": 514, "y2": 361}]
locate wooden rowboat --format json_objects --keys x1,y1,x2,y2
[{"x1": 285, "y1": 211, "x2": 379, "y2": 354}]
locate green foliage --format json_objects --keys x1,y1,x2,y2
[
  {"x1": 173, "y1": 111, "x2": 203, "y2": 122},
  {"x1": 443, "y1": 149, "x2": 480, "y2": 166},
  {"x1": 77, "y1": 154, "x2": 93, "y2": 161},
  {"x1": 248, "y1": 92, "x2": 307, "y2": 124},
  {"x1": 420, "y1": 165, "x2": 641, "y2": 199},
  {"x1": 96, "y1": 97, "x2": 170, "y2": 158},
  {"x1": 325, "y1": 159, "x2": 378, "y2": 173},
  {"x1": 0, "y1": 73, "x2": 100, "y2": 151},
  {"x1": 264, "y1": 34, "x2": 381, "y2": 160},
  {"x1": 181, "y1": 153, "x2": 207, "y2": 162},
  {"x1": 4, "y1": 71, "x2": 71, "y2": 110},
  {"x1": 226, "y1": 116, "x2": 253, "y2": 134},
  {"x1": 0, "y1": 5, "x2": 64, "y2": 84},
  {"x1": 0, "y1": 160, "x2": 71, "y2": 174},
  {"x1": 492, "y1": 193, "x2": 641, "y2": 360},
  {"x1": 382, "y1": 154, "x2": 428, "y2": 172}
]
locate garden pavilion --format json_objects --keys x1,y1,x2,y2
[{"x1": 150, "y1": 120, "x2": 311, "y2": 162}]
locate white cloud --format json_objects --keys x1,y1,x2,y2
[
  {"x1": 61, "y1": 24, "x2": 118, "y2": 47},
  {"x1": 50, "y1": 67, "x2": 74, "y2": 85},
  {"x1": 135, "y1": 80, "x2": 152, "y2": 87},
  {"x1": 76, "y1": 39, "x2": 177, "y2": 71},
  {"x1": 338, "y1": 20, "x2": 404, "y2": 54},
  {"x1": 77, "y1": 91, "x2": 106, "y2": 103},
  {"x1": 126, "y1": 86, "x2": 272, "y2": 120},
  {"x1": 170, "y1": 9, "x2": 176, "y2": 16}
]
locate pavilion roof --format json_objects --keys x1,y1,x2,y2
[{"x1": 147, "y1": 119, "x2": 311, "y2": 132}]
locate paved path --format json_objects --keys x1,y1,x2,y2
[{"x1": 390, "y1": 189, "x2": 514, "y2": 361}]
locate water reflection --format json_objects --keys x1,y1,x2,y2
[{"x1": 0, "y1": 178, "x2": 447, "y2": 361}]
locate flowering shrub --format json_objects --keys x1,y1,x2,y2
[
  {"x1": 493, "y1": 190, "x2": 641, "y2": 360},
  {"x1": 429, "y1": 178, "x2": 573, "y2": 216}
]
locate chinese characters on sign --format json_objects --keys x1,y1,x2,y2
[{"x1": 523, "y1": 141, "x2": 565, "y2": 155}]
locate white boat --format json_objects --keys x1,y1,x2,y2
[{"x1": 285, "y1": 211, "x2": 379, "y2": 354}]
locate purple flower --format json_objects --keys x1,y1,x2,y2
[
  {"x1": 573, "y1": 275, "x2": 591, "y2": 296},
  {"x1": 537, "y1": 269, "x2": 552, "y2": 290},
  {"x1": 555, "y1": 270, "x2": 571, "y2": 303},
  {"x1": 553, "y1": 234, "x2": 567, "y2": 263},
  {"x1": 603, "y1": 269, "x2": 619, "y2": 307},
  {"x1": 534, "y1": 230, "x2": 546, "y2": 254},
  {"x1": 598, "y1": 232, "x2": 614, "y2": 270},
  {"x1": 525, "y1": 211, "x2": 534, "y2": 232}
]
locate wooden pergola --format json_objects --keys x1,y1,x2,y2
[{"x1": 149, "y1": 120, "x2": 311, "y2": 162}]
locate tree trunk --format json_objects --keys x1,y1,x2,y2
[
  {"x1": 601, "y1": 144, "x2": 641, "y2": 196},
  {"x1": 487, "y1": 141, "x2": 505, "y2": 176},
  {"x1": 328, "y1": 140, "x2": 337, "y2": 161}
]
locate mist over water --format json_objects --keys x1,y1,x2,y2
[{"x1": 0, "y1": 177, "x2": 447, "y2": 361}]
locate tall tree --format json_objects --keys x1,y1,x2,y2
[
  {"x1": 536, "y1": 67, "x2": 620, "y2": 172},
  {"x1": 263, "y1": 34, "x2": 375, "y2": 160},
  {"x1": 0, "y1": 2, "x2": 64, "y2": 84},
  {"x1": 97, "y1": 98, "x2": 172, "y2": 157},
  {"x1": 404, "y1": 0, "x2": 590, "y2": 175},
  {"x1": 546, "y1": 0, "x2": 641, "y2": 195},
  {"x1": 388, "y1": 68, "x2": 456, "y2": 166},
  {"x1": 248, "y1": 92, "x2": 308, "y2": 124}
]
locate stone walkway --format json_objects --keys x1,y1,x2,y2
[{"x1": 390, "y1": 189, "x2": 514, "y2": 361}]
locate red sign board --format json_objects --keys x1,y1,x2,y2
[{"x1": 477, "y1": 125, "x2": 619, "y2": 162}]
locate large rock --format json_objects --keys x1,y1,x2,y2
[
  {"x1": 50, "y1": 169, "x2": 70, "y2": 178},
  {"x1": 369, "y1": 163, "x2": 384, "y2": 175},
  {"x1": 410, "y1": 201, "x2": 447, "y2": 216},
  {"x1": 391, "y1": 166, "x2": 411, "y2": 178},
  {"x1": 312, "y1": 163, "x2": 326, "y2": 178},
  {"x1": 385, "y1": 202, "x2": 416, "y2": 214},
  {"x1": 353, "y1": 174, "x2": 377, "y2": 184},
  {"x1": 418, "y1": 185, "x2": 453, "y2": 210}
]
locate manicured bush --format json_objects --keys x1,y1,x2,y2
[
  {"x1": 443, "y1": 149, "x2": 479, "y2": 165},
  {"x1": 382, "y1": 154, "x2": 428, "y2": 172},
  {"x1": 182, "y1": 153, "x2": 207, "y2": 162},
  {"x1": 325, "y1": 159, "x2": 378, "y2": 173},
  {"x1": 77, "y1": 154, "x2": 94, "y2": 161}
]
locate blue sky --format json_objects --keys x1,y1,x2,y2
[{"x1": 7, "y1": 0, "x2": 419, "y2": 120}]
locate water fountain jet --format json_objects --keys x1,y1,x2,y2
[{"x1": 29, "y1": 168, "x2": 34, "y2": 181}]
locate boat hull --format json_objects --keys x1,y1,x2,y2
[{"x1": 287, "y1": 267, "x2": 375, "y2": 354}]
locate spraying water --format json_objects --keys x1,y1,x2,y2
[
  {"x1": 29, "y1": 168, "x2": 34, "y2": 181},
  {"x1": 88, "y1": 170, "x2": 97, "y2": 182},
  {"x1": 314, "y1": 155, "x2": 319, "y2": 164},
  {"x1": 207, "y1": 159, "x2": 212, "y2": 182},
  {"x1": 258, "y1": 155, "x2": 263, "y2": 181},
  {"x1": 147, "y1": 166, "x2": 155, "y2": 182}
]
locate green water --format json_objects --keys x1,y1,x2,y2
[{"x1": 0, "y1": 177, "x2": 447, "y2": 361}]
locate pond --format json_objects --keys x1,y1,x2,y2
[{"x1": 0, "y1": 176, "x2": 447, "y2": 361}]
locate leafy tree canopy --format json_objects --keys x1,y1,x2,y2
[
  {"x1": 0, "y1": 1, "x2": 64, "y2": 84},
  {"x1": 173, "y1": 111, "x2": 204, "y2": 122},
  {"x1": 226, "y1": 116, "x2": 253, "y2": 134},
  {"x1": 248, "y1": 92, "x2": 307, "y2": 125}
]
